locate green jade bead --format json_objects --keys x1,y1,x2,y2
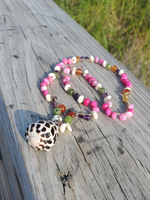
[
  {"x1": 67, "y1": 88, "x2": 74, "y2": 96},
  {"x1": 106, "y1": 64, "x2": 112, "y2": 69},
  {"x1": 53, "y1": 107, "x2": 61, "y2": 115},
  {"x1": 65, "y1": 116, "x2": 73, "y2": 124},
  {"x1": 99, "y1": 88, "x2": 105, "y2": 95}
]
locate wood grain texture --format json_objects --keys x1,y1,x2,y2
[{"x1": 0, "y1": 0, "x2": 150, "y2": 199}]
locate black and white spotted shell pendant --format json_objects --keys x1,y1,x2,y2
[{"x1": 25, "y1": 120, "x2": 59, "y2": 151}]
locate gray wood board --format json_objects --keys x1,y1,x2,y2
[{"x1": 0, "y1": 0, "x2": 150, "y2": 199}]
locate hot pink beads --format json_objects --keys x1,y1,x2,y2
[
  {"x1": 121, "y1": 73, "x2": 127, "y2": 78},
  {"x1": 67, "y1": 58, "x2": 72, "y2": 64},
  {"x1": 83, "y1": 98, "x2": 90, "y2": 106},
  {"x1": 105, "y1": 108, "x2": 112, "y2": 116},
  {"x1": 128, "y1": 104, "x2": 134, "y2": 109},
  {"x1": 92, "y1": 81, "x2": 98, "y2": 87},
  {"x1": 63, "y1": 76, "x2": 70, "y2": 83},
  {"x1": 95, "y1": 57, "x2": 98, "y2": 63},
  {"x1": 85, "y1": 74, "x2": 92, "y2": 80},
  {"x1": 102, "y1": 103, "x2": 108, "y2": 110},
  {"x1": 40, "y1": 82, "x2": 47, "y2": 87},
  {"x1": 111, "y1": 112, "x2": 117, "y2": 119},
  {"x1": 43, "y1": 78, "x2": 49, "y2": 84},
  {"x1": 63, "y1": 67, "x2": 71, "y2": 74},
  {"x1": 128, "y1": 108, "x2": 134, "y2": 114},
  {"x1": 119, "y1": 114, "x2": 127, "y2": 121},
  {"x1": 126, "y1": 111, "x2": 133, "y2": 118},
  {"x1": 92, "y1": 107, "x2": 99, "y2": 112},
  {"x1": 99, "y1": 59, "x2": 104, "y2": 65},
  {"x1": 91, "y1": 101, "x2": 97, "y2": 107},
  {"x1": 47, "y1": 76, "x2": 53, "y2": 83},
  {"x1": 44, "y1": 91, "x2": 49, "y2": 96},
  {"x1": 62, "y1": 58, "x2": 67, "y2": 65},
  {"x1": 89, "y1": 77, "x2": 95, "y2": 84},
  {"x1": 41, "y1": 86, "x2": 47, "y2": 92},
  {"x1": 126, "y1": 82, "x2": 132, "y2": 88}
]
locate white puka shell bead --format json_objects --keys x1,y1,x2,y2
[
  {"x1": 104, "y1": 95, "x2": 112, "y2": 102},
  {"x1": 51, "y1": 115, "x2": 62, "y2": 122},
  {"x1": 48, "y1": 73, "x2": 56, "y2": 80},
  {"x1": 66, "y1": 123, "x2": 72, "y2": 132},
  {"x1": 102, "y1": 60, "x2": 107, "y2": 67},
  {"x1": 78, "y1": 95, "x2": 84, "y2": 103},
  {"x1": 72, "y1": 56, "x2": 77, "y2": 64},
  {"x1": 59, "y1": 123, "x2": 67, "y2": 133},
  {"x1": 83, "y1": 69, "x2": 88, "y2": 77},
  {"x1": 64, "y1": 84, "x2": 71, "y2": 91},
  {"x1": 91, "y1": 111, "x2": 98, "y2": 119},
  {"x1": 71, "y1": 67, "x2": 76, "y2": 75},
  {"x1": 95, "y1": 83, "x2": 102, "y2": 91},
  {"x1": 89, "y1": 56, "x2": 94, "y2": 62},
  {"x1": 54, "y1": 66, "x2": 61, "y2": 71},
  {"x1": 46, "y1": 94, "x2": 52, "y2": 102},
  {"x1": 119, "y1": 70, "x2": 124, "y2": 76}
]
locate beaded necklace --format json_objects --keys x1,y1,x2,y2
[{"x1": 25, "y1": 56, "x2": 134, "y2": 151}]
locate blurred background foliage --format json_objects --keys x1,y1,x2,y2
[{"x1": 54, "y1": 0, "x2": 150, "y2": 89}]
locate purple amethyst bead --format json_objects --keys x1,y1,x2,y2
[
  {"x1": 85, "y1": 57, "x2": 89, "y2": 60},
  {"x1": 102, "y1": 93, "x2": 108, "y2": 99},
  {"x1": 78, "y1": 114, "x2": 84, "y2": 119},
  {"x1": 52, "y1": 96, "x2": 57, "y2": 101},
  {"x1": 84, "y1": 115, "x2": 91, "y2": 121},
  {"x1": 54, "y1": 70, "x2": 59, "y2": 74},
  {"x1": 80, "y1": 56, "x2": 84, "y2": 60},
  {"x1": 74, "y1": 93, "x2": 80, "y2": 100},
  {"x1": 116, "y1": 69, "x2": 120, "y2": 74},
  {"x1": 51, "y1": 101, "x2": 57, "y2": 108}
]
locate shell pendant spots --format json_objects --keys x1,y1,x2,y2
[{"x1": 25, "y1": 120, "x2": 59, "y2": 151}]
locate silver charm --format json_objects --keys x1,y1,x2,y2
[{"x1": 25, "y1": 120, "x2": 59, "y2": 151}]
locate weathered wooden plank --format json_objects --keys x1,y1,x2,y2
[{"x1": 0, "y1": 0, "x2": 150, "y2": 200}]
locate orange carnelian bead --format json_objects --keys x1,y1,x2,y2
[
  {"x1": 76, "y1": 56, "x2": 80, "y2": 62},
  {"x1": 58, "y1": 104, "x2": 66, "y2": 112},
  {"x1": 123, "y1": 89, "x2": 130, "y2": 95},
  {"x1": 68, "y1": 112, "x2": 76, "y2": 118},
  {"x1": 76, "y1": 68, "x2": 83, "y2": 75},
  {"x1": 111, "y1": 65, "x2": 118, "y2": 72}
]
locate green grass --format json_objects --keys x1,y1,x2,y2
[{"x1": 54, "y1": 0, "x2": 150, "y2": 89}]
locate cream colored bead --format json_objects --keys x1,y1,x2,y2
[
  {"x1": 71, "y1": 67, "x2": 76, "y2": 75},
  {"x1": 83, "y1": 69, "x2": 88, "y2": 77},
  {"x1": 95, "y1": 83, "x2": 102, "y2": 91},
  {"x1": 119, "y1": 69, "x2": 124, "y2": 76},
  {"x1": 72, "y1": 56, "x2": 77, "y2": 64},
  {"x1": 54, "y1": 66, "x2": 61, "y2": 71},
  {"x1": 48, "y1": 73, "x2": 56, "y2": 80},
  {"x1": 66, "y1": 123, "x2": 72, "y2": 132},
  {"x1": 102, "y1": 60, "x2": 107, "y2": 67},
  {"x1": 91, "y1": 111, "x2": 98, "y2": 119},
  {"x1": 64, "y1": 84, "x2": 71, "y2": 91},
  {"x1": 78, "y1": 95, "x2": 84, "y2": 103},
  {"x1": 51, "y1": 115, "x2": 62, "y2": 122},
  {"x1": 89, "y1": 56, "x2": 94, "y2": 62},
  {"x1": 104, "y1": 95, "x2": 111, "y2": 102},
  {"x1": 46, "y1": 94, "x2": 52, "y2": 102},
  {"x1": 59, "y1": 123, "x2": 67, "y2": 133}
]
